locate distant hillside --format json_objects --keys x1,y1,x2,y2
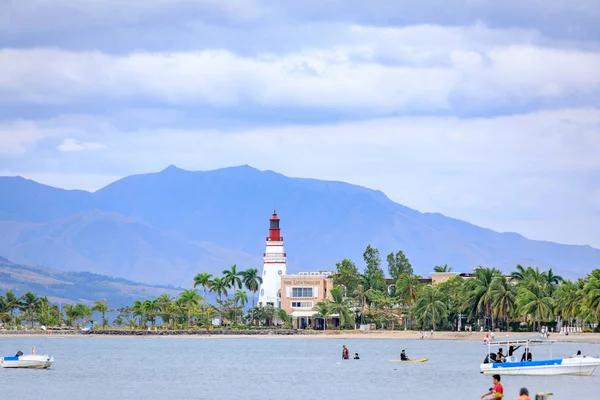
[
  {"x1": 0, "y1": 257, "x2": 182, "y2": 307},
  {"x1": 0, "y1": 165, "x2": 598, "y2": 283}
]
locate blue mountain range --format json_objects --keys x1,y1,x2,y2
[{"x1": 0, "y1": 165, "x2": 597, "y2": 286}]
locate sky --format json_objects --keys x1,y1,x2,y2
[{"x1": 1, "y1": 0, "x2": 600, "y2": 248}]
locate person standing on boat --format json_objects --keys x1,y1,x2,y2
[
  {"x1": 516, "y1": 388, "x2": 530, "y2": 400},
  {"x1": 481, "y1": 374, "x2": 503, "y2": 400},
  {"x1": 342, "y1": 345, "x2": 349, "y2": 360}
]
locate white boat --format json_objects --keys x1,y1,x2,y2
[
  {"x1": 1, "y1": 349, "x2": 54, "y2": 369},
  {"x1": 480, "y1": 336, "x2": 600, "y2": 376}
]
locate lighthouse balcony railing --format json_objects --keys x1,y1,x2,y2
[
  {"x1": 263, "y1": 253, "x2": 287, "y2": 257},
  {"x1": 266, "y1": 237, "x2": 284, "y2": 241}
]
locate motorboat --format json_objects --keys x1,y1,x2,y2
[
  {"x1": 1, "y1": 348, "x2": 54, "y2": 369},
  {"x1": 480, "y1": 336, "x2": 600, "y2": 376}
]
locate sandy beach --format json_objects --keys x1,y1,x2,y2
[{"x1": 1, "y1": 330, "x2": 600, "y2": 343}]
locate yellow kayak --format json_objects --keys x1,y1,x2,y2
[{"x1": 390, "y1": 358, "x2": 429, "y2": 363}]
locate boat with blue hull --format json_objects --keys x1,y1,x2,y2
[
  {"x1": 1, "y1": 349, "x2": 54, "y2": 369},
  {"x1": 480, "y1": 336, "x2": 600, "y2": 376}
]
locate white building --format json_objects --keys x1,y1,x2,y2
[{"x1": 257, "y1": 211, "x2": 287, "y2": 308}]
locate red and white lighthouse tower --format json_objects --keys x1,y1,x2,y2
[{"x1": 257, "y1": 211, "x2": 287, "y2": 308}]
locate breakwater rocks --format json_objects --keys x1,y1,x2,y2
[{"x1": 86, "y1": 329, "x2": 314, "y2": 336}]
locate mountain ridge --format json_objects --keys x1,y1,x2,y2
[{"x1": 0, "y1": 165, "x2": 597, "y2": 283}]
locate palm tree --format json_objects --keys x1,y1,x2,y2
[
  {"x1": 179, "y1": 289, "x2": 201, "y2": 328},
  {"x1": 132, "y1": 300, "x2": 146, "y2": 328},
  {"x1": 327, "y1": 286, "x2": 351, "y2": 329},
  {"x1": 233, "y1": 290, "x2": 248, "y2": 325},
  {"x1": 155, "y1": 294, "x2": 174, "y2": 327},
  {"x1": 143, "y1": 299, "x2": 160, "y2": 326},
  {"x1": 582, "y1": 269, "x2": 600, "y2": 322},
  {"x1": 554, "y1": 280, "x2": 582, "y2": 328},
  {"x1": 223, "y1": 265, "x2": 243, "y2": 294},
  {"x1": 517, "y1": 282, "x2": 554, "y2": 331},
  {"x1": 193, "y1": 272, "x2": 212, "y2": 312},
  {"x1": 242, "y1": 269, "x2": 262, "y2": 306},
  {"x1": 510, "y1": 264, "x2": 528, "y2": 283},
  {"x1": 463, "y1": 267, "x2": 499, "y2": 330},
  {"x1": 413, "y1": 286, "x2": 447, "y2": 330},
  {"x1": 75, "y1": 303, "x2": 93, "y2": 325},
  {"x1": 63, "y1": 304, "x2": 80, "y2": 327},
  {"x1": 490, "y1": 276, "x2": 517, "y2": 330},
  {"x1": 19, "y1": 291, "x2": 39, "y2": 327},
  {"x1": 543, "y1": 268, "x2": 563, "y2": 296},
  {"x1": 275, "y1": 308, "x2": 291, "y2": 327},
  {"x1": 92, "y1": 299, "x2": 110, "y2": 329},
  {"x1": 433, "y1": 265, "x2": 452, "y2": 273},
  {"x1": 312, "y1": 301, "x2": 331, "y2": 331},
  {"x1": 4, "y1": 290, "x2": 19, "y2": 326}
]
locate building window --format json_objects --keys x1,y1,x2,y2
[
  {"x1": 278, "y1": 270, "x2": 282, "y2": 275},
  {"x1": 291, "y1": 301, "x2": 313, "y2": 308},
  {"x1": 292, "y1": 287, "x2": 313, "y2": 298}
]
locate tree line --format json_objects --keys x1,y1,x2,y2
[{"x1": 1, "y1": 246, "x2": 598, "y2": 331}]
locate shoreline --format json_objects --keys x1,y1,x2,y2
[{"x1": 1, "y1": 330, "x2": 600, "y2": 343}]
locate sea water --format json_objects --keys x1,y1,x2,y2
[{"x1": 0, "y1": 337, "x2": 598, "y2": 399}]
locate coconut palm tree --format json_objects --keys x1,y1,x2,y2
[
  {"x1": 223, "y1": 265, "x2": 243, "y2": 294},
  {"x1": 92, "y1": 299, "x2": 110, "y2": 329},
  {"x1": 193, "y1": 272, "x2": 212, "y2": 312},
  {"x1": 327, "y1": 286, "x2": 351, "y2": 329},
  {"x1": 155, "y1": 294, "x2": 174, "y2": 327},
  {"x1": 242, "y1": 269, "x2": 262, "y2": 306},
  {"x1": 433, "y1": 265, "x2": 452, "y2": 273},
  {"x1": 275, "y1": 308, "x2": 291, "y2": 327},
  {"x1": 554, "y1": 280, "x2": 583, "y2": 328},
  {"x1": 4, "y1": 290, "x2": 19, "y2": 326},
  {"x1": 143, "y1": 299, "x2": 160, "y2": 326},
  {"x1": 179, "y1": 289, "x2": 201, "y2": 328},
  {"x1": 75, "y1": 303, "x2": 93, "y2": 325},
  {"x1": 132, "y1": 300, "x2": 146, "y2": 327},
  {"x1": 463, "y1": 267, "x2": 499, "y2": 330},
  {"x1": 582, "y1": 269, "x2": 600, "y2": 321},
  {"x1": 510, "y1": 264, "x2": 529, "y2": 283},
  {"x1": 413, "y1": 285, "x2": 447, "y2": 330},
  {"x1": 312, "y1": 301, "x2": 331, "y2": 331},
  {"x1": 233, "y1": 290, "x2": 248, "y2": 325},
  {"x1": 19, "y1": 291, "x2": 39, "y2": 327},
  {"x1": 490, "y1": 275, "x2": 517, "y2": 330},
  {"x1": 63, "y1": 304, "x2": 80, "y2": 327},
  {"x1": 517, "y1": 282, "x2": 554, "y2": 331}
]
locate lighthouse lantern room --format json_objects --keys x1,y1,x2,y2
[{"x1": 257, "y1": 211, "x2": 287, "y2": 308}]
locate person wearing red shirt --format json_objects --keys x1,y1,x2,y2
[{"x1": 481, "y1": 374, "x2": 504, "y2": 399}]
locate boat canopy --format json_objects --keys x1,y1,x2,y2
[{"x1": 486, "y1": 335, "x2": 555, "y2": 346}]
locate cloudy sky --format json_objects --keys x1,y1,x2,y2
[{"x1": 1, "y1": 0, "x2": 599, "y2": 247}]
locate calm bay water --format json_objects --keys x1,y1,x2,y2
[{"x1": 0, "y1": 337, "x2": 598, "y2": 399}]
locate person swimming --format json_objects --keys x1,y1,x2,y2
[
  {"x1": 354, "y1": 353, "x2": 360, "y2": 360},
  {"x1": 517, "y1": 388, "x2": 530, "y2": 400}
]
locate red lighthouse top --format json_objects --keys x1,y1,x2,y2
[{"x1": 267, "y1": 211, "x2": 282, "y2": 241}]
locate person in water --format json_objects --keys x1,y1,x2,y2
[
  {"x1": 400, "y1": 349, "x2": 410, "y2": 361},
  {"x1": 517, "y1": 388, "x2": 530, "y2": 400},
  {"x1": 354, "y1": 353, "x2": 360, "y2": 360},
  {"x1": 480, "y1": 374, "x2": 503, "y2": 400},
  {"x1": 342, "y1": 345, "x2": 349, "y2": 360}
]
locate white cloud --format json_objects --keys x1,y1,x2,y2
[
  {"x1": 57, "y1": 138, "x2": 106, "y2": 152},
  {"x1": 0, "y1": 24, "x2": 598, "y2": 113}
]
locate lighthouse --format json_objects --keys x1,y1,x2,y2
[{"x1": 257, "y1": 211, "x2": 287, "y2": 308}]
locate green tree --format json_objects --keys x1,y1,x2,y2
[
  {"x1": 275, "y1": 308, "x2": 291, "y2": 327},
  {"x1": 433, "y1": 265, "x2": 452, "y2": 273},
  {"x1": 312, "y1": 301, "x2": 331, "y2": 331},
  {"x1": 554, "y1": 280, "x2": 583, "y2": 328},
  {"x1": 517, "y1": 282, "x2": 554, "y2": 331},
  {"x1": 363, "y1": 245, "x2": 386, "y2": 292},
  {"x1": 463, "y1": 267, "x2": 500, "y2": 330},
  {"x1": 241, "y1": 268, "x2": 262, "y2": 325},
  {"x1": 233, "y1": 290, "x2": 248, "y2": 325},
  {"x1": 582, "y1": 269, "x2": 600, "y2": 322},
  {"x1": 327, "y1": 286, "x2": 352, "y2": 329},
  {"x1": 333, "y1": 259, "x2": 361, "y2": 295},
  {"x1": 413, "y1": 285, "x2": 447, "y2": 330},
  {"x1": 223, "y1": 264, "x2": 243, "y2": 294},
  {"x1": 179, "y1": 289, "x2": 201, "y2": 327},
  {"x1": 92, "y1": 299, "x2": 110, "y2": 329},
  {"x1": 193, "y1": 272, "x2": 213, "y2": 312},
  {"x1": 156, "y1": 294, "x2": 174, "y2": 327},
  {"x1": 490, "y1": 275, "x2": 517, "y2": 330},
  {"x1": 4, "y1": 290, "x2": 19, "y2": 326},
  {"x1": 19, "y1": 291, "x2": 40, "y2": 327},
  {"x1": 387, "y1": 250, "x2": 413, "y2": 280}
]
